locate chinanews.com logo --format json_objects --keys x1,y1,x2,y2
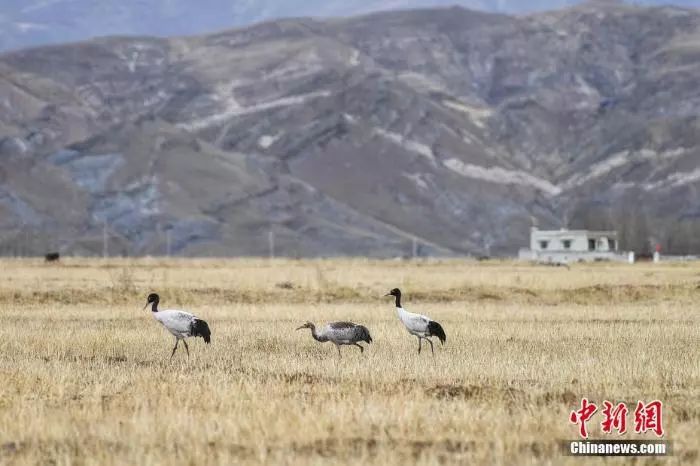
[{"x1": 563, "y1": 398, "x2": 671, "y2": 457}]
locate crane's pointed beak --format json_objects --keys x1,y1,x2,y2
[
  {"x1": 142, "y1": 302, "x2": 149, "y2": 311},
  {"x1": 295, "y1": 325, "x2": 305, "y2": 330},
  {"x1": 384, "y1": 293, "x2": 391, "y2": 296}
]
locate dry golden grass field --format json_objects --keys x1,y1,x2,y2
[{"x1": 0, "y1": 258, "x2": 698, "y2": 465}]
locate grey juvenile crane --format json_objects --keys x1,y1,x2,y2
[
  {"x1": 296, "y1": 321, "x2": 373, "y2": 357},
  {"x1": 385, "y1": 288, "x2": 446, "y2": 355}
]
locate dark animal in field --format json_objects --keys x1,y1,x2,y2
[{"x1": 44, "y1": 252, "x2": 60, "y2": 262}]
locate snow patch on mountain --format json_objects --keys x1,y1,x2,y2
[
  {"x1": 258, "y1": 133, "x2": 282, "y2": 148},
  {"x1": 562, "y1": 148, "x2": 687, "y2": 189},
  {"x1": 180, "y1": 91, "x2": 332, "y2": 131},
  {"x1": 644, "y1": 167, "x2": 700, "y2": 191},
  {"x1": 442, "y1": 99, "x2": 493, "y2": 128},
  {"x1": 373, "y1": 128, "x2": 436, "y2": 164},
  {"x1": 444, "y1": 158, "x2": 562, "y2": 195}
]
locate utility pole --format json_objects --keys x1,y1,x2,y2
[
  {"x1": 166, "y1": 229, "x2": 172, "y2": 257},
  {"x1": 24, "y1": 229, "x2": 31, "y2": 257},
  {"x1": 268, "y1": 230, "x2": 275, "y2": 259},
  {"x1": 102, "y1": 221, "x2": 108, "y2": 258},
  {"x1": 14, "y1": 229, "x2": 20, "y2": 257},
  {"x1": 412, "y1": 237, "x2": 418, "y2": 259}
]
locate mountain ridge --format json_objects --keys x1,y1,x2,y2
[
  {"x1": 1, "y1": 0, "x2": 697, "y2": 52},
  {"x1": 1, "y1": 3, "x2": 700, "y2": 256}
]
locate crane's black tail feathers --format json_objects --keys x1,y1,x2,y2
[
  {"x1": 428, "y1": 321, "x2": 446, "y2": 344},
  {"x1": 192, "y1": 319, "x2": 211, "y2": 344},
  {"x1": 358, "y1": 325, "x2": 372, "y2": 344}
]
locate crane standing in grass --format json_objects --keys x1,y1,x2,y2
[
  {"x1": 144, "y1": 293, "x2": 211, "y2": 359},
  {"x1": 385, "y1": 288, "x2": 446, "y2": 355},
  {"x1": 296, "y1": 321, "x2": 372, "y2": 357}
]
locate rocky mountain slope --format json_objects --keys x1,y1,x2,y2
[
  {"x1": 1, "y1": 2, "x2": 700, "y2": 256},
  {"x1": 0, "y1": 0, "x2": 694, "y2": 52}
]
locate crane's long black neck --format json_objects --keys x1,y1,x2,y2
[
  {"x1": 393, "y1": 294, "x2": 402, "y2": 308},
  {"x1": 150, "y1": 300, "x2": 159, "y2": 313}
]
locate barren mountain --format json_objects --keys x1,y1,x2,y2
[
  {"x1": 0, "y1": 0, "x2": 693, "y2": 52},
  {"x1": 1, "y1": 2, "x2": 700, "y2": 256}
]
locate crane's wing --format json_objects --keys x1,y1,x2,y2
[
  {"x1": 328, "y1": 321, "x2": 358, "y2": 329},
  {"x1": 402, "y1": 310, "x2": 430, "y2": 333},
  {"x1": 156, "y1": 310, "x2": 194, "y2": 333},
  {"x1": 322, "y1": 322, "x2": 362, "y2": 342}
]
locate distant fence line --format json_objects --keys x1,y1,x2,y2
[
  {"x1": 3, "y1": 228, "x2": 700, "y2": 260},
  {"x1": 0, "y1": 227, "x2": 430, "y2": 259},
  {"x1": 0, "y1": 226, "x2": 133, "y2": 258},
  {"x1": 3, "y1": 227, "x2": 700, "y2": 261},
  {"x1": 0, "y1": 228, "x2": 57, "y2": 257},
  {"x1": 0, "y1": 221, "x2": 181, "y2": 257}
]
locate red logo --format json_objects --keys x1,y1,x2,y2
[
  {"x1": 601, "y1": 401, "x2": 628, "y2": 434},
  {"x1": 634, "y1": 400, "x2": 664, "y2": 437},
  {"x1": 570, "y1": 399, "x2": 664, "y2": 439},
  {"x1": 569, "y1": 398, "x2": 598, "y2": 439}
]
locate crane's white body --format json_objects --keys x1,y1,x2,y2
[
  {"x1": 153, "y1": 309, "x2": 198, "y2": 339},
  {"x1": 144, "y1": 293, "x2": 211, "y2": 359},
  {"x1": 386, "y1": 288, "x2": 445, "y2": 355},
  {"x1": 396, "y1": 306, "x2": 432, "y2": 338}
]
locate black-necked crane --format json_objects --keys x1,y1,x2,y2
[
  {"x1": 296, "y1": 321, "x2": 372, "y2": 357},
  {"x1": 385, "y1": 288, "x2": 446, "y2": 354},
  {"x1": 143, "y1": 293, "x2": 211, "y2": 358}
]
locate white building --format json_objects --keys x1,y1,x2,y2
[{"x1": 519, "y1": 228, "x2": 630, "y2": 263}]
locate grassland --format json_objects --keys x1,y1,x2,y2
[{"x1": 0, "y1": 258, "x2": 698, "y2": 465}]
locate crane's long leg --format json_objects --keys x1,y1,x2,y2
[
  {"x1": 183, "y1": 340, "x2": 190, "y2": 358},
  {"x1": 353, "y1": 343, "x2": 364, "y2": 353},
  {"x1": 170, "y1": 339, "x2": 179, "y2": 359},
  {"x1": 417, "y1": 336, "x2": 422, "y2": 354},
  {"x1": 426, "y1": 338, "x2": 434, "y2": 355},
  {"x1": 335, "y1": 344, "x2": 342, "y2": 358}
]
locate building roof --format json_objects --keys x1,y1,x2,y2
[{"x1": 531, "y1": 229, "x2": 617, "y2": 237}]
